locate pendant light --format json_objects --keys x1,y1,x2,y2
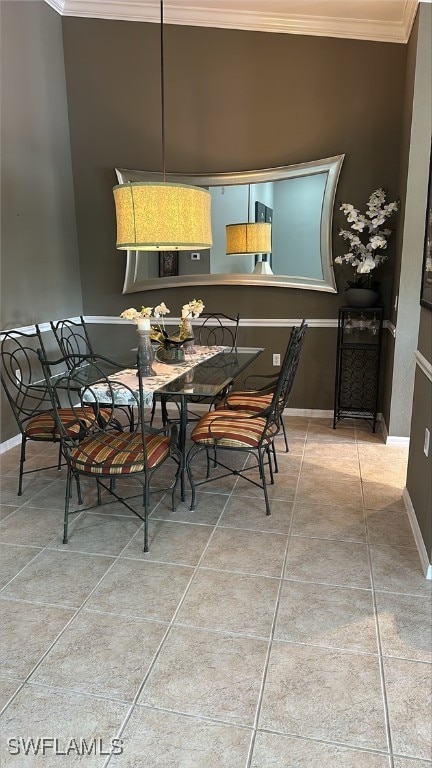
[
  {"x1": 113, "y1": 1, "x2": 212, "y2": 251},
  {"x1": 226, "y1": 185, "x2": 271, "y2": 256}
]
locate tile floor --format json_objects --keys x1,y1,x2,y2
[{"x1": 0, "y1": 417, "x2": 431, "y2": 767}]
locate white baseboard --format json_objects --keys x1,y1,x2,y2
[
  {"x1": 380, "y1": 417, "x2": 410, "y2": 446},
  {"x1": 403, "y1": 487, "x2": 432, "y2": 580},
  {"x1": 0, "y1": 434, "x2": 21, "y2": 454}
]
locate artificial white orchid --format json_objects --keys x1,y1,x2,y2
[
  {"x1": 120, "y1": 300, "x2": 204, "y2": 347},
  {"x1": 335, "y1": 188, "x2": 399, "y2": 286},
  {"x1": 120, "y1": 306, "x2": 153, "y2": 322}
]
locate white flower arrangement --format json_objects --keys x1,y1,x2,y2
[
  {"x1": 120, "y1": 299, "x2": 205, "y2": 345},
  {"x1": 335, "y1": 188, "x2": 399, "y2": 287}
]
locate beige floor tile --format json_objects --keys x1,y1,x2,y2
[
  {"x1": 0, "y1": 506, "x2": 65, "y2": 547},
  {"x1": 301, "y1": 458, "x2": 361, "y2": 477},
  {"x1": 376, "y1": 592, "x2": 432, "y2": 663},
  {"x1": 176, "y1": 567, "x2": 279, "y2": 636},
  {"x1": 393, "y1": 759, "x2": 432, "y2": 767},
  {"x1": 31, "y1": 609, "x2": 166, "y2": 700},
  {"x1": 187, "y1": 468, "x2": 240, "y2": 494},
  {"x1": 117, "y1": 706, "x2": 252, "y2": 767},
  {"x1": 296, "y1": 475, "x2": 363, "y2": 509},
  {"x1": 0, "y1": 473, "x2": 55, "y2": 505},
  {"x1": 0, "y1": 543, "x2": 42, "y2": 589},
  {"x1": 152, "y1": 490, "x2": 229, "y2": 524},
  {"x1": 139, "y1": 625, "x2": 267, "y2": 725},
  {"x1": 292, "y1": 502, "x2": 366, "y2": 542},
  {"x1": 284, "y1": 537, "x2": 371, "y2": 589},
  {"x1": 275, "y1": 581, "x2": 377, "y2": 653},
  {"x1": 86, "y1": 558, "x2": 194, "y2": 621},
  {"x1": 201, "y1": 527, "x2": 287, "y2": 577},
  {"x1": 384, "y1": 657, "x2": 432, "y2": 760},
  {"x1": 1, "y1": 549, "x2": 115, "y2": 608},
  {"x1": 0, "y1": 677, "x2": 23, "y2": 713},
  {"x1": 366, "y1": 509, "x2": 416, "y2": 549},
  {"x1": 304, "y1": 442, "x2": 359, "y2": 461},
  {"x1": 122, "y1": 519, "x2": 214, "y2": 565},
  {"x1": 271, "y1": 454, "x2": 303, "y2": 474},
  {"x1": 232, "y1": 473, "x2": 298, "y2": 501},
  {"x1": 259, "y1": 642, "x2": 388, "y2": 751},
  {"x1": 49, "y1": 512, "x2": 142, "y2": 556},
  {"x1": 20, "y1": 476, "x2": 96, "y2": 511},
  {"x1": 219, "y1": 495, "x2": 293, "y2": 533},
  {"x1": 251, "y1": 732, "x2": 391, "y2": 767},
  {"x1": 370, "y1": 545, "x2": 432, "y2": 597},
  {"x1": 307, "y1": 422, "x2": 356, "y2": 442},
  {"x1": 0, "y1": 598, "x2": 74, "y2": 678},
  {"x1": 362, "y1": 481, "x2": 406, "y2": 511},
  {"x1": 0, "y1": 685, "x2": 129, "y2": 767},
  {"x1": 0, "y1": 505, "x2": 18, "y2": 521}
]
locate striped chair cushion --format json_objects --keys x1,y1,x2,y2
[
  {"x1": 191, "y1": 411, "x2": 270, "y2": 448},
  {"x1": 25, "y1": 407, "x2": 111, "y2": 439},
  {"x1": 215, "y1": 392, "x2": 272, "y2": 414},
  {"x1": 69, "y1": 431, "x2": 170, "y2": 475}
]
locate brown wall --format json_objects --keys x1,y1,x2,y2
[
  {"x1": 62, "y1": 17, "x2": 406, "y2": 327},
  {"x1": 0, "y1": 1, "x2": 83, "y2": 442}
]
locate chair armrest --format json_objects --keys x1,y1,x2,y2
[{"x1": 242, "y1": 373, "x2": 278, "y2": 391}]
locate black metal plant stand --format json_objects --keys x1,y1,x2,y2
[{"x1": 333, "y1": 306, "x2": 384, "y2": 432}]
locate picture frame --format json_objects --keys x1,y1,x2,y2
[
  {"x1": 159, "y1": 251, "x2": 178, "y2": 278},
  {"x1": 255, "y1": 200, "x2": 266, "y2": 223},
  {"x1": 420, "y1": 146, "x2": 432, "y2": 310}
]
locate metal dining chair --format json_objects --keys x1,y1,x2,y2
[
  {"x1": 38, "y1": 350, "x2": 181, "y2": 550},
  {"x1": 186, "y1": 323, "x2": 307, "y2": 516},
  {"x1": 50, "y1": 316, "x2": 135, "y2": 430},
  {"x1": 0, "y1": 328, "x2": 109, "y2": 496},
  {"x1": 213, "y1": 320, "x2": 307, "y2": 454}
]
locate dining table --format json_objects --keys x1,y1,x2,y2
[{"x1": 80, "y1": 345, "x2": 264, "y2": 499}]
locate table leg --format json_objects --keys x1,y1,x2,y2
[{"x1": 178, "y1": 394, "x2": 187, "y2": 501}]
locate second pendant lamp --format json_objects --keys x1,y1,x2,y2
[
  {"x1": 113, "y1": 1, "x2": 212, "y2": 252},
  {"x1": 226, "y1": 184, "x2": 272, "y2": 258}
]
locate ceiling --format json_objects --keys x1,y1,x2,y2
[{"x1": 45, "y1": 0, "x2": 422, "y2": 44}]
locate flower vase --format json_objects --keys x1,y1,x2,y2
[
  {"x1": 345, "y1": 287, "x2": 380, "y2": 308},
  {"x1": 136, "y1": 320, "x2": 155, "y2": 377},
  {"x1": 181, "y1": 313, "x2": 196, "y2": 354}
]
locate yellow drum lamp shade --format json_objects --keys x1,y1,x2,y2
[
  {"x1": 114, "y1": 182, "x2": 213, "y2": 250},
  {"x1": 226, "y1": 222, "x2": 272, "y2": 255}
]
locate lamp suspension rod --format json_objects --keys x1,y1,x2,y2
[{"x1": 160, "y1": 0, "x2": 166, "y2": 181}]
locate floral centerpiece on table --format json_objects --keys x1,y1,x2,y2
[
  {"x1": 120, "y1": 299, "x2": 205, "y2": 348},
  {"x1": 335, "y1": 188, "x2": 399, "y2": 289}
]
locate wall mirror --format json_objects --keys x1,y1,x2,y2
[{"x1": 116, "y1": 154, "x2": 344, "y2": 294}]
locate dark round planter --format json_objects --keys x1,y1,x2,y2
[{"x1": 345, "y1": 288, "x2": 380, "y2": 308}]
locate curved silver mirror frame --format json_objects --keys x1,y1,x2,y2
[{"x1": 116, "y1": 154, "x2": 344, "y2": 294}]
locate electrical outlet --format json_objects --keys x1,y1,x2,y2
[
  {"x1": 424, "y1": 428, "x2": 430, "y2": 457},
  {"x1": 272, "y1": 353, "x2": 281, "y2": 366},
  {"x1": 191, "y1": 252, "x2": 201, "y2": 260}
]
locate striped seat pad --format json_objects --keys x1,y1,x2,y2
[
  {"x1": 215, "y1": 391, "x2": 272, "y2": 413},
  {"x1": 25, "y1": 407, "x2": 111, "y2": 439},
  {"x1": 69, "y1": 431, "x2": 170, "y2": 474},
  {"x1": 191, "y1": 411, "x2": 271, "y2": 448}
]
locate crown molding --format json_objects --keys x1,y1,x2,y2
[{"x1": 44, "y1": 0, "x2": 419, "y2": 44}]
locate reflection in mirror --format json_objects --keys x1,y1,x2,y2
[{"x1": 116, "y1": 154, "x2": 344, "y2": 293}]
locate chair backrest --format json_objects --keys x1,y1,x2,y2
[
  {"x1": 38, "y1": 350, "x2": 154, "y2": 472},
  {"x1": 50, "y1": 316, "x2": 94, "y2": 366},
  {"x1": 197, "y1": 313, "x2": 240, "y2": 349},
  {"x1": 263, "y1": 320, "x2": 308, "y2": 437},
  {"x1": 0, "y1": 328, "x2": 53, "y2": 432}
]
